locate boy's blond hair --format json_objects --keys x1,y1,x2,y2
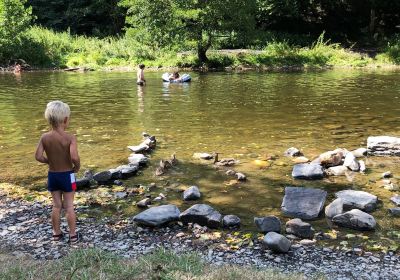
[{"x1": 45, "y1": 101, "x2": 70, "y2": 127}]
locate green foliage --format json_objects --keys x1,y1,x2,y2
[
  {"x1": 377, "y1": 34, "x2": 400, "y2": 64},
  {"x1": 0, "y1": 0, "x2": 32, "y2": 62}
]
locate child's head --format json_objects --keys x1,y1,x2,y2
[
  {"x1": 139, "y1": 64, "x2": 145, "y2": 69},
  {"x1": 45, "y1": 101, "x2": 70, "y2": 128},
  {"x1": 173, "y1": 71, "x2": 180, "y2": 78}
]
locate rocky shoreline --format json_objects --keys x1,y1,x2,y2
[{"x1": 1, "y1": 193, "x2": 399, "y2": 280}]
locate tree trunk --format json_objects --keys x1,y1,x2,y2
[{"x1": 197, "y1": 46, "x2": 208, "y2": 64}]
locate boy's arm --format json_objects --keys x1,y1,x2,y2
[
  {"x1": 70, "y1": 135, "x2": 80, "y2": 173},
  {"x1": 34, "y1": 136, "x2": 48, "y2": 164}
]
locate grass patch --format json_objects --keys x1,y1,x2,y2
[{"x1": 0, "y1": 248, "x2": 318, "y2": 280}]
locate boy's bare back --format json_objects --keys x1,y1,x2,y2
[{"x1": 40, "y1": 130, "x2": 75, "y2": 172}]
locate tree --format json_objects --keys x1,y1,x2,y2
[
  {"x1": 121, "y1": 0, "x2": 257, "y2": 63},
  {"x1": 0, "y1": 0, "x2": 32, "y2": 44}
]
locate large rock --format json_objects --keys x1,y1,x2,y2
[
  {"x1": 133, "y1": 204, "x2": 180, "y2": 227},
  {"x1": 343, "y1": 152, "x2": 360, "y2": 171},
  {"x1": 281, "y1": 187, "x2": 327, "y2": 220},
  {"x1": 335, "y1": 190, "x2": 377, "y2": 212},
  {"x1": 285, "y1": 218, "x2": 315, "y2": 239},
  {"x1": 254, "y1": 216, "x2": 281, "y2": 233},
  {"x1": 109, "y1": 164, "x2": 139, "y2": 179},
  {"x1": 183, "y1": 186, "x2": 201, "y2": 201},
  {"x1": 325, "y1": 198, "x2": 343, "y2": 219},
  {"x1": 263, "y1": 232, "x2": 291, "y2": 253},
  {"x1": 332, "y1": 209, "x2": 376, "y2": 231},
  {"x1": 76, "y1": 177, "x2": 90, "y2": 188},
  {"x1": 222, "y1": 215, "x2": 241, "y2": 228},
  {"x1": 93, "y1": 171, "x2": 112, "y2": 183},
  {"x1": 292, "y1": 163, "x2": 324, "y2": 180},
  {"x1": 367, "y1": 136, "x2": 400, "y2": 156},
  {"x1": 180, "y1": 204, "x2": 222, "y2": 228},
  {"x1": 390, "y1": 195, "x2": 400, "y2": 206}
]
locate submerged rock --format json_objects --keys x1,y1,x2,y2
[
  {"x1": 292, "y1": 163, "x2": 324, "y2": 180},
  {"x1": 183, "y1": 186, "x2": 201, "y2": 201},
  {"x1": 332, "y1": 209, "x2": 376, "y2": 231},
  {"x1": 335, "y1": 190, "x2": 377, "y2": 212},
  {"x1": 222, "y1": 215, "x2": 241, "y2": 228},
  {"x1": 325, "y1": 198, "x2": 343, "y2": 219},
  {"x1": 285, "y1": 218, "x2": 315, "y2": 239},
  {"x1": 367, "y1": 136, "x2": 400, "y2": 156},
  {"x1": 254, "y1": 216, "x2": 281, "y2": 233},
  {"x1": 180, "y1": 204, "x2": 222, "y2": 228},
  {"x1": 263, "y1": 232, "x2": 291, "y2": 253},
  {"x1": 284, "y1": 147, "x2": 303, "y2": 157},
  {"x1": 281, "y1": 186, "x2": 327, "y2": 220},
  {"x1": 133, "y1": 204, "x2": 180, "y2": 227}
]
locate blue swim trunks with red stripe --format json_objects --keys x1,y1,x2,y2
[{"x1": 47, "y1": 171, "x2": 76, "y2": 192}]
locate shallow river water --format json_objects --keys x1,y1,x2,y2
[{"x1": 1, "y1": 70, "x2": 400, "y2": 247}]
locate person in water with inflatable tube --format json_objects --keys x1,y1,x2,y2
[
  {"x1": 35, "y1": 101, "x2": 81, "y2": 243},
  {"x1": 137, "y1": 64, "x2": 146, "y2": 85},
  {"x1": 169, "y1": 71, "x2": 181, "y2": 82}
]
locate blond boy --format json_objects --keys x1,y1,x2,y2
[{"x1": 35, "y1": 101, "x2": 80, "y2": 243}]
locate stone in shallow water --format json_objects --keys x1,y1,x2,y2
[
  {"x1": 326, "y1": 165, "x2": 348, "y2": 176},
  {"x1": 335, "y1": 190, "x2": 377, "y2": 212},
  {"x1": 263, "y1": 232, "x2": 291, "y2": 253},
  {"x1": 325, "y1": 198, "x2": 343, "y2": 219},
  {"x1": 352, "y1": 148, "x2": 368, "y2": 158},
  {"x1": 193, "y1": 153, "x2": 214, "y2": 160},
  {"x1": 93, "y1": 171, "x2": 112, "y2": 183},
  {"x1": 133, "y1": 205, "x2": 180, "y2": 227},
  {"x1": 281, "y1": 186, "x2": 327, "y2": 220},
  {"x1": 343, "y1": 152, "x2": 360, "y2": 172},
  {"x1": 222, "y1": 215, "x2": 241, "y2": 228},
  {"x1": 388, "y1": 208, "x2": 400, "y2": 217},
  {"x1": 180, "y1": 204, "x2": 222, "y2": 228},
  {"x1": 332, "y1": 209, "x2": 376, "y2": 231},
  {"x1": 284, "y1": 147, "x2": 302, "y2": 157},
  {"x1": 285, "y1": 218, "x2": 315, "y2": 239},
  {"x1": 128, "y1": 154, "x2": 148, "y2": 166},
  {"x1": 254, "y1": 216, "x2": 281, "y2": 233},
  {"x1": 292, "y1": 163, "x2": 324, "y2": 180},
  {"x1": 390, "y1": 195, "x2": 400, "y2": 206},
  {"x1": 367, "y1": 136, "x2": 400, "y2": 156},
  {"x1": 183, "y1": 186, "x2": 201, "y2": 201}
]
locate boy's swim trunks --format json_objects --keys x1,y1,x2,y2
[{"x1": 47, "y1": 171, "x2": 76, "y2": 192}]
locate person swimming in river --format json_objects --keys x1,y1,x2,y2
[
  {"x1": 136, "y1": 64, "x2": 146, "y2": 85},
  {"x1": 14, "y1": 64, "x2": 21, "y2": 74},
  {"x1": 169, "y1": 71, "x2": 180, "y2": 81}
]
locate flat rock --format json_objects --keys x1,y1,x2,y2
[
  {"x1": 292, "y1": 156, "x2": 310, "y2": 164},
  {"x1": 325, "y1": 198, "x2": 343, "y2": 219},
  {"x1": 388, "y1": 208, "x2": 400, "y2": 217},
  {"x1": 335, "y1": 190, "x2": 377, "y2": 212},
  {"x1": 284, "y1": 147, "x2": 302, "y2": 157},
  {"x1": 367, "y1": 136, "x2": 400, "y2": 156},
  {"x1": 93, "y1": 171, "x2": 112, "y2": 183},
  {"x1": 180, "y1": 204, "x2": 222, "y2": 228},
  {"x1": 285, "y1": 218, "x2": 315, "y2": 239},
  {"x1": 390, "y1": 195, "x2": 400, "y2": 206},
  {"x1": 326, "y1": 165, "x2": 348, "y2": 176},
  {"x1": 263, "y1": 232, "x2": 291, "y2": 253},
  {"x1": 183, "y1": 186, "x2": 201, "y2": 201},
  {"x1": 292, "y1": 163, "x2": 324, "y2": 180},
  {"x1": 343, "y1": 152, "x2": 360, "y2": 171},
  {"x1": 332, "y1": 209, "x2": 376, "y2": 231},
  {"x1": 281, "y1": 187, "x2": 327, "y2": 220},
  {"x1": 254, "y1": 216, "x2": 281, "y2": 233},
  {"x1": 133, "y1": 205, "x2": 180, "y2": 227},
  {"x1": 222, "y1": 215, "x2": 241, "y2": 228}
]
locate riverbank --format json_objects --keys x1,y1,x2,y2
[
  {"x1": 1, "y1": 191, "x2": 399, "y2": 279},
  {"x1": 1, "y1": 27, "x2": 400, "y2": 72}
]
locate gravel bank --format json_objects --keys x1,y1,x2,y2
[{"x1": 1, "y1": 193, "x2": 399, "y2": 280}]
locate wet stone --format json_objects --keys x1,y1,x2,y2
[
  {"x1": 335, "y1": 190, "x2": 377, "y2": 212},
  {"x1": 183, "y1": 186, "x2": 201, "y2": 201},
  {"x1": 222, "y1": 215, "x2": 241, "y2": 228},
  {"x1": 263, "y1": 232, "x2": 291, "y2": 253},
  {"x1": 292, "y1": 163, "x2": 324, "y2": 180},
  {"x1": 254, "y1": 216, "x2": 281, "y2": 233},
  {"x1": 332, "y1": 209, "x2": 376, "y2": 231},
  {"x1": 285, "y1": 218, "x2": 315, "y2": 239},
  {"x1": 390, "y1": 195, "x2": 400, "y2": 206}
]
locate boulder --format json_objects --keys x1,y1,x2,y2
[
  {"x1": 325, "y1": 198, "x2": 343, "y2": 219},
  {"x1": 180, "y1": 204, "x2": 222, "y2": 228},
  {"x1": 93, "y1": 171, "x2": 112, "y2": 184},
  {"x1": 183, "y1": 186, "x2": 201, "y2": 201},
  {"x1": 281, "y1": 187, "x2": 327, "y2": 220},
  {"x1": 352, "y1": 148, "x2": 368, "y2": 158},
  {"x1": 326, "y1": 165, "x2": 348, "y2": 176},
  {"x1": 193, "y1": 153, "x2": 214, "y2": 160},
  {"x1": 222, "y1": 215, "x2": 241, "y2": 228},
  {"x1": 390, "y1": 195, "x2": 400, "y2": 206},
  {"x1": 284, "y1": 147, "x2": 302, "y2": 157},
  {"x1": 292, "y1": 163, "x2": 324, "y2": 180},
  {"x1": 335, "y1": 190, "x2": 377, "y2": 212},
  {"x1": 332, "y1": 209, "x2": 376, "y2": 231},
  {"x1": 285, "y1": 218, "x2": 315, "y2": 239},
  {"x1": 388, "y1": 208, "x2": 400, "y2": 217},
  {"x1": 254, "y1": 216, "x2": 281, "y2": 233},
  {"x1": 343, "y1": 152, "x2": 360, "y2": 172},
  {"x1": 367, "y1": 136, "x2": 400, "y2": 156},
  {"x1": 133, "y1": 204, "x2": 180, "y2": 227},
  {"x1": 263, "y1": 232, "x2": 291, "y2": 253},
  {"x1": 76, "y1": 177, "x2": 90, "y2": 188},
  {"x1": 110, "y1": 164, "x2": 139, "y2": 179},
  {"x1": 128, "y1": 154, "x2": 148, "y2": 166}
]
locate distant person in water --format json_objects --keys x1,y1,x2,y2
[
  {"x1": 14, "y1": 64, "x2": 21, "y2": 74},
  {"x1": 137, "y1": 64, "x2": 146, "y2": 85},
  {"x1": 35, "y1": 101, "x2": 80, "y2": 243},
  {"x1": 169, "y1": 71, "x2": 180, "y2": 81}
]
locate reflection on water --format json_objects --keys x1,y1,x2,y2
[{"x1": 1, "y1": 70, "x2": 400, "y2": 236}]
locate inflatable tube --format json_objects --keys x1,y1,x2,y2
[{"x1": 162, "y1": 73, "x2": 191, "y2": 83}]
